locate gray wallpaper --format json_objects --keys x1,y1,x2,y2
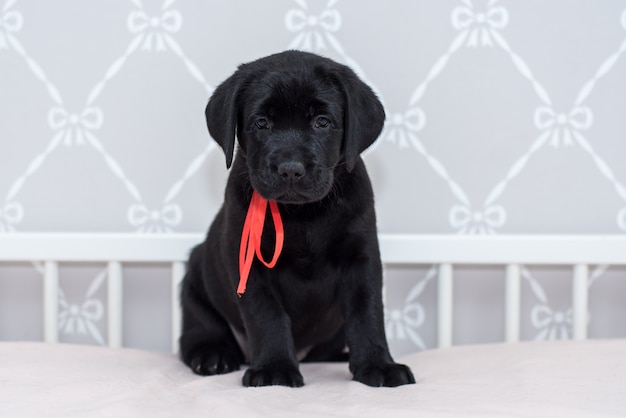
[{"x1": 1, "y1": 0, "x2": 625, "y2": 355}]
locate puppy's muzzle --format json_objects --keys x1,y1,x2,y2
[{"x1": 277, "y1": 161, "x2": 305, "y2": 183}]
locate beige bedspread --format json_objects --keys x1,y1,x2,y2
[{"x1": 1, "y1": 340, "x2": 624, "y2": 417}]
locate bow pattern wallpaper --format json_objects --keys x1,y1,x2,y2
[{"x1": 1, "y1": 0, "x2": 625, "y2": 354}]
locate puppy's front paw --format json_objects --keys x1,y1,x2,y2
[
  {"x1": 243, "y1": 366, "x2": 304, "y2": 387},
  {"x1": 352, "y1": 363, "x2": 416, "y2": 387},
  {"x1": 188, "y1": 349, "x2": 241, "y2": 376}
]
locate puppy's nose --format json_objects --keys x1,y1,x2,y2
[{"x1": 277, "y1": 161, "x2": 305, "y2": 182}]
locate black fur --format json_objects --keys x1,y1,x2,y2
[{"x1": 180, "y1": 51, "x2": 415, "y2": 388}]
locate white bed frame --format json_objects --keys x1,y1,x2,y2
[{"x1": 2, "y1": 233, "x2": 625, "y2": 353}]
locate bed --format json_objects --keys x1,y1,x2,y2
[{"x1": 1, "y1": 233, "x2": 625, "y2": 417}]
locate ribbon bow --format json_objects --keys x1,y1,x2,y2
[
  {"x1": 531, "y1": 305, "x2": 573, "y2": 340},
  {"x1": 0, "y1": 10, "x2": 22, "y2": 32},
  {"x1": 286, "y1": 9, "x2": 341, "y2": 32},
  {"x1": 128, "y1": 10, "x2": 182, "y2": 33},
  {"x1": 0, "y1": 202, "x2": 23, "y2": 232},
  {"x1": 618, "y1": 208, "x2": 626, "y2": 231},
  {"x1": 59, "y1": 299, "x2": 104, "y2": 335},
  {"x1": 286, "y1": 8, "x2": 341, "y2": 50},
  {"x1": 0, "y1": 202, "x2": 22, "y2": 223},
  {"x1": 452, "y1": 4, "x2": 508, "y2": 46},
  {"x1": 386, "y1": 304, "x2": 425, "y2": 340},
  {"x1": 128, "y1": 10, "x2": 182, "y2": 51},
  {"x1": 531, "y1": 305, "x2": 572, "y2": 329},
  {"x1": 0, "y1": 10, "x2": 22, "y2": 49},
  {"x1": 48, "y1": 107, "x2": 103, "y2": 130},
  {"x1": 238, "y1": 191, "x2": 284, "y2": 296},
  {"x1": 386, "y1": 107, "x2": 425, "y2": 148},
  {"x1": 449, "y1": 205, "x2": 506, "y2": 234},
  {"x1": 128, "y1": 204, "x2": 182, "y2": 232},
  {"x1": 534, "y1": 106, "x2": 592, "y2": 147},
  {"x1": 48, "y1": 107, "x2": 103, "y2": 145}
]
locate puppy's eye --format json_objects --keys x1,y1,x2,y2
[
  {"x1": 255, "y1": 118, "x2": 269, "y2": 129},
  {"x1": 314, "y1": 116, "x2": 330, "y2": 129}
]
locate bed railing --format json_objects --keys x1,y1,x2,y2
[
  {"x1": 1, "y1": 233, "x2": 625, "y2": 353},
  {"x1": 0, "y1": 233, "x2": 200, "y2": 353}
]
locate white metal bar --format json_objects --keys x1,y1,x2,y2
[
  {"x1": 2, "y1": 234, "x2": 626, "y2": 265},
  {"x1": 171, "y1": 261, "x2": 185, "y2": 354},
  {"x1": 505, "y1": 264, "x2": 521, "y2": 343},
  {"x1": 2, "y1": 233, "x2": 624, "y2": 350},
  {"x1": 572, "y1": 264, "x2": 589, "y2": 340},
  {"x1": 0, "y1": 233, "x2": 202, "y2": 262},
  {"x1": 437, "y1": 263, "x2": 453, "y2": 349},
  {"x1": 43, "y1": 261, "x2": 59, "y2": 343},
  {"x1": 107, "y1": 261, "x2": 123, "y2": 348},
  {"x1": 378, "y1": 234, "x2": 626, "y2": 265}
]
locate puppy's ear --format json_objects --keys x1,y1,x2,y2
[
  {"x1": 205, "y1": 69, "x2": 246, "y2": 169},
  {"x1": 335, "y1": 66, "x2": 385, "y2": 172}
]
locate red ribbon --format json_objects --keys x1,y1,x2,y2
[{"x1": 238, "y1": 191, "x2": 284, "y2": 295}]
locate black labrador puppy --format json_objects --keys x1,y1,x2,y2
[{"x1": 180, "y1": 50, "x2": 415, "y2": 388}]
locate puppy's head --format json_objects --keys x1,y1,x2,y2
[{"x1": 205, "y1": 50, "x2": 384, "y2": 204}]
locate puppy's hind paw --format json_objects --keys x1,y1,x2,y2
[
  {"x1": 352, "y1": 363, "x2": 416, "y2": 387},
  {"x1": 188, "y1": 350, "x2": 242, "y2": 376},
  {"x1": 242, "y1": 366, "x2": 304, "y2": 387}
]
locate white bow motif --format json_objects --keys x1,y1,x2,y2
[
  {"x1": 286, "y1": 7, "x2": 341, "y2": 51},
  {"x1": 128, "y1": 203, "x2": 182, "y2": 233},
  {"x1": 59, "y1": 299, "x2": 103, "y2": 335},
  {"x1": 452, "y1": 1, "x2": 508, "y2": 47},
  {"x1": 534, "y1": 106, "x2": 592, "y2": 147},
  {"x1": 385, "y1": 108, "x2": 425, "y2": 148},
  {"x1": 0, "y1": 7, "x2": 22, "y2": 49},
  {"x1": 48, "y1": 107, "x2": 103, "y2": 146},
  {"x1": 618, "y1": 207, "x2": 626, "y2": 231},
  {"x1": 385, "y1": 303, "x2": 425, "y2": 346},
  {"x1": 449, "y1": 205, "x2": 506, "y2": 234},
  {"x1": 531, "y1": 305, "x2": 572, "y2": 340},
  {"x1": 128, "y1": 9, "x2": 182, "y2": 51},
  {"x1": 57, "y1": 271, "x2": 107, "y2": 344},
  {"x1": 0, "y1": 202, "x2": 23, "y2": 232}
]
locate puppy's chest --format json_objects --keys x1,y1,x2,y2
[
  {"x1": 271, "y1": 231, "x2": 336, "y2": 284},
  {"x1": 262, "y1": 213, "x2": 337, "y2": 257},
  {"x1": 276, "y1": 251, "x2": 338, "y2": 313},
  {"x1": 278, "y1": 231, "x2": 335, "y2": 274},
  {"x1": 278, "y1": 249, "x2": 334, "y2": 285},
  {"x1": 260, "y1": 211, "x2": 347, "y2": 285},
  {"x1": 276, "y1": 262, "x2": 342, "y2": 342}
]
